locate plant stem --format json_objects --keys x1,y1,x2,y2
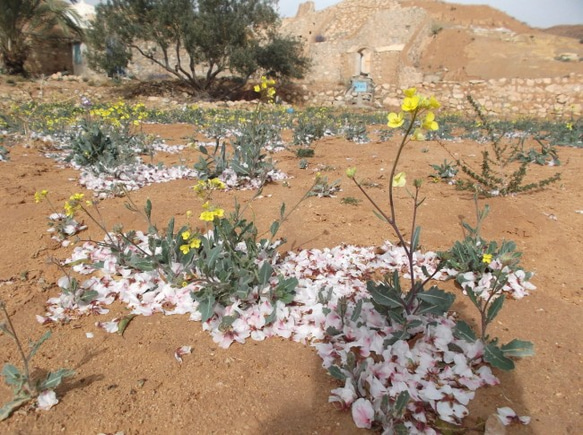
[
  {"x1": 388, "y1": 110, "x2": 418, "y2": 224},
  {"x1": 0, "y1": 302, "x2": 34, "y2": 394}
]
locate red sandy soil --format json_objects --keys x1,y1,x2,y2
[{"x1": 0, "y1": 94, "x2": 582, "y2": 434}]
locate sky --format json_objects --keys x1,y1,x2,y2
[{"x1": 82, "y1": 0, "x2": 583, "y2": 28}]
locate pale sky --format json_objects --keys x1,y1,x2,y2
[{"x1": 83, "y1": 0, "x2": 583, "y2": 28}]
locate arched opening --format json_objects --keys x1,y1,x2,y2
[{"x1": 356, "y1": 48, "x2": 371, "y2": 76}]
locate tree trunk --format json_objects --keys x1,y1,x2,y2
[{"x1": 1, "y1": 46, "x2": 29, "y2": 76}]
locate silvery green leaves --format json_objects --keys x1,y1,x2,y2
[
  {"x1": 454, "y1": 320, "x2": 534, "y2": 371},
  {"x1": 367, "y1": 271, "x2": 454, "y2": 326},
  {"x1": 0, "y1": 307, "x2": 74, "y2": 421},
  {"x1": 191, "y1": 207, "x2": 296, "y2": 322},
  {"x1": 195, "y1": 117, "x2": 279, "y2": 186},
  {"x1": 65, "y1": 119, "x2": 153, "y2": 174}
]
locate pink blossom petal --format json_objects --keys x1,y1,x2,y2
[
  {"x1": 174, "y1": 345, "x2": 192, "y2": 363},
  {"x1": 37, "y1": 390, "x2": 59, "y2": 411},
  {"x1": 351, "y1": 398, "x2": 375, "y2": 429}
]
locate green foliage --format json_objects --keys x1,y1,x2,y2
[
  {"x1": 195, "y1": 111, "x2": 278, "y2": 183},
  {"x1": 430, "y1": 159, "x2": 458, "y2": 180},
  {"x1": 0, "y1": 0, "x2": 83, "y2": 76},
  {"x1": 455, "y1": 96, "x2": 561, "y2": 196},
  {"x1": 308, "y1": 173, "x2": 341, "y2": 197},
  {"x1": 77, "y1": 191, "x2": 301, "y2": 324},
  {"x1": 343, "y1": 122, "x2": 369, "y2": 143},
  {"x1": 292, "y1": 114, "x2": 327, "y2": 146},
  {"x1": 368, "y1": 272, "x2": 454, "y2": 327},
  {"x1": 341, "y1": 196, "x2": 361, "y2": 206},
  {"x1": 441, "y1": 198, "x2": 534, "y2": 370},
  {"x1": 65, "y1": 118, "x2": 153, "y2": 173},
  {"x1": 0, "y1": 301, "x2": 74, "y2": 420},
  {"x1": 514, "y1": 138, "x2": 560, "y2": 166},
  {"x1": 230, "y1": 120, "x2": 279, "y2": 178},
  {"x1": 296, "y1": 148, "x2": 315, "y2": 158},
  {"x1": 87, "y1": 0, "x2": 310, "y2": 94},
  {"x1": 191, "y1": 202, "x2": 298, "y2": 321}
]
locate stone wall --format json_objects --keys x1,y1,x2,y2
[
  {"x1": 300, "y1": 73, "x2": 583, "y2": 119},
  {"x1": 28, "y1": 38, "x2": 74, "y2": 76},
  {"x1": 282, "y1": 0, "x2": 430, "y2": 86}
]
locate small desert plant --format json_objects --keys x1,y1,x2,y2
[
  {"x1": 34, "y1": 190, "x2": 87, "y2": 246},
  {"x1": 308, "y1": 173, "x2": 341, "y2": 197},
  {"x1": 430, "y1": 159, "x2": 458, "y2": 181},
  {"x1": 341, "y1": 196, "x2": 361, "y2": 206},
  {"x1": 65, "y1": 100, "x2": 153, "y2": 174},
  {"x1": 0, "y1": 301, "x2": 74, "y2": 420},
  {"x1": 514, "y1": 137, "x2": 560, "y2": 166},
  {"x1": 454, "y1": 96, "x2": 561, "y2": 196},
  {"x1": 343, "y1": 122, "x2": 369, "y2": 143},
  {"x1": 440, "y1": 198, "x2": 535, "y2": 369},
  {"x1": 196, "y1": 77, "x2": 279, "y2": 186},
  {"x1": 339, "y1": 88, "x2": 534, "y2": 431},
  {"x1": 296, "y1": 147, "x2": 315, "y2": 158},
  {"x1": 292, "y1": 113, "x2": 327, "y2": 146},
  {"x1": 58, "y1": 176, "x2": 314, "y2": 323}
]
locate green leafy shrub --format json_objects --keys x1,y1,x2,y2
[
  {"x1": 455, "y1": 96, "x2": 561, "y2": 196},
  {"x1": 440, "y1": 199, "x2": 535, "y2": 370},
  {"x1": 65, "y1": 119, "x2": 139, "y2": 171}
]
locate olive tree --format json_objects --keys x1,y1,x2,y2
[{"x1": 87, "y1": 0, "x2": 310, "y2": 94}]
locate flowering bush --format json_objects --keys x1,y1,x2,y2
[
  {"x1": 342, "y1": 88, "x2": 534, "y2": 431},
  {"x1": 65, "y1": 99, "x2": 155, "y2": 175},
  {"x1": 195, "y1": 77, "x2": 284, "y2": 187}
]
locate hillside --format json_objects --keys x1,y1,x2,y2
[
  {"x1": 543, "y1": 25, "x2": 583, "y2": 41},
  {"x1": 283, "y1": 0, "x2": 583, "y2": 85}
]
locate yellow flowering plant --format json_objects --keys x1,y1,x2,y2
[
  {"x1": 65, "y1": 99, "x2": 155, "y2": 174},
  {"x1": 345, "y1": 88, "x2": 534, "y2": 375},
  {"x1": 195, "y1": 76, "x2": 279, "y2": 184},
  {"x1": 347, "y1": 87, "x2": 452, "y2": 317},
  {"x1": 34, "y1": 190, "x2": 87, "y2": 246}
]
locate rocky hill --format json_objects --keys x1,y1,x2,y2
[
  {"x1": 543, "y1": 25, "x2": 583, "y2": 41},
  {"x1": 282, "y1": 0, "x2": 583, "y2": 85}
]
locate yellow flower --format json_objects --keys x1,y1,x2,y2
[
  {"x1": 427, "y1": 96, "x2": 441, "y2": 109},
  {"x1": 200, "y1": 210, "x2": 216, "y2": 222},
  {"x1": 412, "y1": 128, "x2": 426, "y2": 141},
  {"x1": 482, "y1": 253, "x2": 493, "y2": 264},
  {"x1": 346, "y1": 167, "x2": 357, "y2": 179},
  {"x1": 254, "y1": 85, "x2": 261, "y2": 93},
  {"x1": 422, "y1": 112, "x2": 439, "y2": 131},
  {"x1": 64, "y1": 202, "x2": 76, "y2": 217},
  {"x1": 199, "y1": 200, "x2": 225, "y2": 221},
  {"x1": 180, "y1": 244, "x2": 191, "y2": 255},
  {"x1": 189, "y1": 237, "x2": 201, "y2": 249},
  {"x1": 387, "y1": 112, "x2": 404, "y2": 129},
  {"x1": 186, "y1": 210, "x2": 193, "y2": 219},
  {"x1": 419, "y1": 95, "x2": 441, "y2": 110},
  {"x1": 213, "y1": 208, "x2": 224, "y2": 219},
  {"x1": 70, "y1": 193, "x2": 85, "y2": 201},
  {"x1": 392, "y1": 172, "x2": 406, "y2": 187},
  {"x1": 34, "y1": 189, "x2": 49, "y2": 203},
  {"x1": 64, "y1": 193, "x2": 85, "y2": 217},
  {"x1": 181, "y1": 230, "x2": 192, "y2": 241},
  {"x1": 566, "y1": 122, "x2": 573, "y2": 131},
  {"x1": 403, "y1": 87, "x2": 417, "y2": 98},
  {"x1": 402, "y1": 95, "x2": 420, "y2": 112},
  {"x1": 210, "y1": 178, "x2": 226, "y2": 190}
]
